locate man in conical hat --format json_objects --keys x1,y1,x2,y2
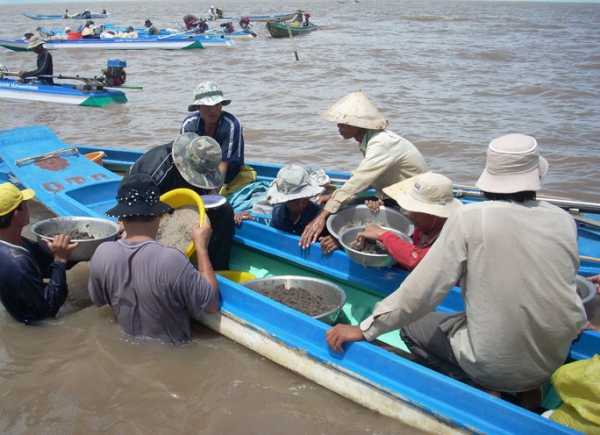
[{"x1": 300, "y1": 90, "x2": 428, "y2": 249}]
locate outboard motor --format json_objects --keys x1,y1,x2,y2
[{"x1": 101, "y1": 59, "x2": 126, "y2": 86}]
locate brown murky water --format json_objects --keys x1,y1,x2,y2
[{"x1": 1, "y1": 0, "x2": 599, "y2": 433}]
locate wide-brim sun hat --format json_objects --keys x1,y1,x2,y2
[
  {"x1": 172, "y1": 132, "x2": 224, "y2": 189},
  {"x1": 81, "y1": 26, "x2": 95, "y2": 36},
  {"x1": 266, "y1": 165, "x2": 324, "y2": 205},
  {"x1": 475, "y1": 133, "x2": 549, "y2": 194},
  {"x1": 188, "y1": 81, "x2": 231, "y2": 111},
  {"x1": 105, "y1": 174, "x2": 173, "y2": 218},
  {"x1": 321, "y1": 90, "x2": 389, "y2": 130},
  {"x1": 0, "y1": 182, "x2": 35, "y2": 216},
  {"x1": 384, "y1": 173, "x2": 463, "y2": 218},
  {"x1": 27, "y1": 36, "x2": 44, "y2": 49}
]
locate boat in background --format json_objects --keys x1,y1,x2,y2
[
  {"x1": 23, "y1": 13, "x2": 109, "y2": 20},
  {"x1": 210, "y1": 12, "x2": 296, "y2": 23},
  {"x1": 266, "y1": 21, "x2": 319, "y2": 38},
  {"x1": 0, "y1": 77, "x2": 127, "y2": 106},
  {"x1": 0, "y1": 125, "x2": 598, "y2": 435},
  {"x1": 0, "y1": 36, "x2": 234, "y2": 51}
]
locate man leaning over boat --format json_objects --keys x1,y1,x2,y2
[
  {"x1": 326, "y1": 133, "x2": 587, "y2": 411},
  {"x1": 299, "y1": 90, "x2": 429, "y2": 249}
]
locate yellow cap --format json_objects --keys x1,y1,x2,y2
[{"x1": 0, "y1": 183, "x2": 35, "y2": 216}]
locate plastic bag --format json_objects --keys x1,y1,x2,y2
[{"x1": 549, "y1": 354, "x2": 600, "y2": 434}]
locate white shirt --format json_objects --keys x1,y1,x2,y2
[{"x1": 360, "y1": 199, "x2": 587, "y2": 391}]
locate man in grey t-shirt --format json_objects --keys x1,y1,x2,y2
[{"x1": 88, "y1": 174, "x2": 220, "y2": 344}]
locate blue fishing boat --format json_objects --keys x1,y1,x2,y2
[
  {"x1": 0, "y1": 77, "x2": 127, "y2": 106},
  {"x1": 0, "y1": 35, "x2": 234, "y2": 52},
  {"x1": 23, "y1": 13, "x2": 109, "y2": 20},
  {"x1": 0, "y1": 125, "x2": 598, "y2": 435}
]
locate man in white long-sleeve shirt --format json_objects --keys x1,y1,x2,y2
[{"x1": 326, "y1": 133, "x2": 587, "y2": 410}]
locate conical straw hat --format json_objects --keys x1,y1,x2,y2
[{"x1": 321, "y1": 90, "x2": 389, "y2": 130}]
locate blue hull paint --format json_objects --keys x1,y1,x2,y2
[
  {"x1": 0, "y1": 78, "x2": 127, "y2": 106},
  {"x1": 0, "y1": 125, "x2": 598, "y2": 434},
  {"x1": 23, "y1": 13, "x2": 108, "y2": 20}
]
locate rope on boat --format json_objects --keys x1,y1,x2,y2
[{"x1": 15, "y1": 146, "x2": 79, "y2": 166}]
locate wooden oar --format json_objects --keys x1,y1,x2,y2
[
  {"x1": 286, "y1": 23, "x2": 299, "y2": 61},
  {"x1": 158, "y1": 30, "x2": 193, "y2": 39}
]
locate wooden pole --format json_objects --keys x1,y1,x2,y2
[{"x1": 286, "y1": 23, "x2": 299, "y2": 61}]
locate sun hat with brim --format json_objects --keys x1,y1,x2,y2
[
  {"x1": 321, "y1": 90, "x2": 389, "y2": 130},
  {"x1": 266, "y1": 165, "x2": 324, "y2": 205},
  {"x1": 105, "y1": 174, "x2": 173, "y2": 218},
  {"x1": 187, "y1": 81, "x2": 231, "y2": 111},
  {"x1": 81, "y1": 26, "x2": 95, "y2": 36},
  {"x1": 475, "y1": 133, "x2": 549, "y2": 194},
  {"x1": 388, "y1": 173, "x2": 463, "y2": 218},
  {"x1": 382, "y1": 172, "x2": 431, "y2": 200},
  {"x1": 0, "y1": 183, "x2": 35, "y2": 216},
  {"x1": 172, "y1": 132, "x2": 224, "y2": 189},
  {"x1": 27, "y1": 36, "x2": 45, "y2": 49}
]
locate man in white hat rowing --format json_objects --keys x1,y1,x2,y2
[
  {"x1": 300, "y1": 90, "x2": 428, "y2": 249},
  {"x1": 18, "y1": 36, "x2": 54, "y2": 85},
  {"x1": 326, "y1": 133, "x2": 586, "y2": 411}
]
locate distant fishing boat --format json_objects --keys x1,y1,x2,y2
[
  {"x1": 211, "y1": 12, "x2": 296, "y2": 23},
  {"x1": 0, "y1": 36, "x2": 234, "y2": 51},
  {"x1": 0, "y1": 78, "x2": 126, "y2": 106},
  {"x1": 23, "y1": 12, "x2": 109, "y2": 20},
  {"x1": 265, "y1": 21, "x2": 319, "y2": 38}
]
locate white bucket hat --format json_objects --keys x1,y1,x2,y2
[
  {"x1": 188, "y1": 81, "x2": 231, "y2": 111},
  {"x1": 266, "y1": 165, "x2": 324, "y2": 205},
  {"x1": 384, "y1": 173, "x2": 463, "y2": 218},
  {"x1": 321, "y1": 90, "x2": 389, "y2": 130},
  {"x1": 27, "y1": 36, "x2": 45, "y2": 49},
  {"x1": 476, "y1": 133, "x2": 549, "y2": 194}
]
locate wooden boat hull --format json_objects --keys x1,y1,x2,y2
[
  {"x1": 266, "y1": 21, "x2": 319, "y2": 38},
  {"x1": 0, "y1": 78, "x2": 127, "y2": 106},
  {"x1": 0, "y1": 125, "x2": 598, "y2": 435},
  {"x1": 23, "y1": 13, "x2": 108, "y2": 20},
  {"x1": 0, "y1": 37, "x2": 212, "y2": 51}
]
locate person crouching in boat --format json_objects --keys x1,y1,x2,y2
[
  {"x1": 299, "y1": 90, "x2": 429, "y2": 250},
  {"x1": 327, "y1": 133, "x2": 587, "y2": 411},
  {"x1": 220, "y1": 20, "x2": 234, "y2": 33},
  {"x1": 265, "y1": 165, "x2": 326, "y2": 235},
  {"x1": 355, "y1": 173, "x2": 463, "y2": 271},
  {"x1": 18, "y1": 36, "x2": 54, "y2": 85},
  {"x1": 239, "y1": 16, "x2": 251, "y2": 31}
]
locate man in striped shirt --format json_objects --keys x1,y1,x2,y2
[{"x1": 181, "y1": 81, "x2": 245, "y2": 186}]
